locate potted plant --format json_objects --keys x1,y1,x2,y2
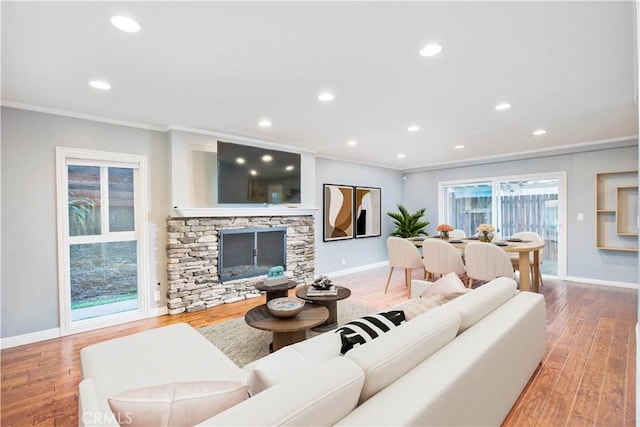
[{"x1": 387, "y1": 204, "x2": 430, "y2": 238}]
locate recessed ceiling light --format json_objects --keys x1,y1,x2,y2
[
  {"x1": 111, "y1": 16, "x2": 141, "y2": 33},
  {"x1": 236, "y1": 157, "x2": 245, "y2": 165},
  {"x1": 318, "y1": 92, "x2": 335, "y2": 102},
  {"x1": 397, "y1": 153, "x2": 406, "y2": 159},
  {"x1": 418, "y1": 43, "x2": 442, "y2": 57},
  {"x1": 89, "y1": 80, "x2": 111, "y2": 90},
  {"x1": 533, "y1": 129, "x2": 547, "y2": 136},
  {"x1": 407, "y1": 125, "x2": 420, "y2": 132},
  {"x1": 347, "y1": 140, "x2": 358, "y2": 146},
  {"x1": 454, "y1": 145, "x2": 465, "y2": 149},
  {"x1": 495, "y1": 102, "x2": 512, "y2": 111},
  {"x1": 285, "y1": 165, "x2": 295, "y2": 171},
  {"x1": 250, "y1": 169, "x2": 257, "y2": 176},
  {"x1": 261, "y1": 154, "x2": 273, "y2": 162},
  {"x1": 258, "y1": 119, "x2": 272, "y2": 127}
]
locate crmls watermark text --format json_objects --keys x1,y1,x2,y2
[{"x1": 82, "y1": 412, "x2": 132, "y2": 425}]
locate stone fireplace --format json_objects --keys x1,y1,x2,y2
[{"x1": 166, "y1": 213, "x2": 315, "y2": 314}]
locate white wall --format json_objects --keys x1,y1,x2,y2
[
  {"x1": 1, "y1": 107, "x2": 170, "y2": 338},
  {"x1": 403, "y1": 142, "x2": 639, "y2": 284}
]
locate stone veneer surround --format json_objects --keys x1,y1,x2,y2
[{"x1": 166, "y1": 215, "x2": 315, "y2": 314}]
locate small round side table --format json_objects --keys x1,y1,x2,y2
[
  {"x1": 254, "y1": 280, "x2": 297, "y2": 302},
  {"x1": 295, "y1": 285, "x2": 351, "y2": 331}
]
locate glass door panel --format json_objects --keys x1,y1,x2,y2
[
  {"x1": 65, "y1": 162, "x2": 141, "y2": 328},
  {"x1": 70, "y1": 241, "x2": 138, "y2": 321},
  {"x1": 443, "y1": 183, "x2": 492, "y2": 236},
  {"x1": 68, "y1": 165, "x2": 101, "y2": 236},
  {"x1": 108, "y1": 167, "x2": 135, "y2": 232},
  {"x1": 442, "y1": 174, "x2": 563, "y2": 277},
  {"x1": 496, "y1": 179, "x2": 559, "y2": 275}
]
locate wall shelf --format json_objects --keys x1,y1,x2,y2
[{"x1": 595, "y1": 171, "x2": 638, "y2": 251}]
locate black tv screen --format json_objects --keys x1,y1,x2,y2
[{"x1": 217, "y1": 141, "x2": 301, "y2": 204}]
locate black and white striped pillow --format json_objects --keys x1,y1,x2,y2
[{"x1": 335, "y1": 310, "x2": 406, "y2": 355}]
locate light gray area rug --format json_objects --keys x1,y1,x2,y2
[{"x1": 198, "y1": 300, "x2": 376, "y2": 367}]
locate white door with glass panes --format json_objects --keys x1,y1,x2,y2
[{"x1": 56, "y1": 147, "x2": 149, "y2": 335}]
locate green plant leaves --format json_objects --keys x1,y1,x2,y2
[{"x1": 387, "y1": 204, "x2": 430, "y2": 237}]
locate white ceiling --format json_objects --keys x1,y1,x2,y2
[{"x1": 2, "y1": 1, "x2": 638, "y2": 170}]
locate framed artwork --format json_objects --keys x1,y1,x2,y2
[
  {"x1": 355, "y1": 186, "x2": 382, "y2": 238},
  {"x1": 323, "y1": 184, "x2": 354, "y2": 241}
]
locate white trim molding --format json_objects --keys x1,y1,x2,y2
[
  {"x1": 1, "y1": 328, "x2": 61, "y2": 350},
  {"x1": 174, "y1": 207, "x2": 319, "y2": 217},
  {"x1": 324, "y1": 261, "x2": 390, "y2": 278},
  {"x1": 563, "y1": 275, "x2": 638, "y2": 289}
]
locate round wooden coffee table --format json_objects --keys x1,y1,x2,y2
[
  {"x1": 295, "y1": 285, "x2": 351, "y2": 331},
  {"x1": 244, "y1": 303, "x2": 329, "y2": 351},
  {"x1": 254, "y1": 280, "x2": 297, "y2": 302}
]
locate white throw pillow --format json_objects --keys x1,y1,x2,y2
[
  {"x1": 420, "y1": 272, "x2": 469, "y2": 300},
  {"x1": 108, "y1": 380, "x2": 248, "y2": 427},
  {"x1": 390, "y1": 293, "x2": 447, "y2": 320}
]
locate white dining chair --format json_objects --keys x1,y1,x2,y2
[
  {"x1": 508, "y1": 231, "x2": 544, "y2": 287},
  {"x1": 384, "y1": 237, "x2": 426, "y2": 293},
  {"x1": 464, "y1": 242, "x2": 515, "y2": 288},
  {"x1": 421, "y1": 239, "x2": 466, "y2": 280}
]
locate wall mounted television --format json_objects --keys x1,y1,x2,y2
[{"x1": 217, "y1": 141, "x2": 301, "y2": 204}]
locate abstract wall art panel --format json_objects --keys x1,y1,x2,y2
[
  {"x1": 323, "y1": 184, "x2": 354, "y2": 241},
  {"x1": 355, "y1": 186, "x2": 382, "y2": 238}
]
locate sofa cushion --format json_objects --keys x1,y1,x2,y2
[
  {"x1": 345, "y1": 306, "x2": 461, "y2": 404},
  {"x1": 245, "y1": 347, "x2": 311, "y2": 396},
  {"x1": 336, "y1": 311, "x2": 406, "y2": 355},
  {"x1": 389, "y1": 293, "x2": 447, "y2": 320},
  {"x1": 444, "y1": 276, "x2": 517, "y2": 333},
  {"x1": 108, "y1": 380, "x2": 248, "y2": 427},
  {"x1": 244, "y1": 330, "x2": 342, "y2": 396},
  {"x1": 200, "y1": 357, "x2": 365, "y2": 426},
  {"x1": 420, "y1": 271, "x2": 469, "y2": 300}
]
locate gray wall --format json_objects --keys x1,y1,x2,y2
[
  {"x1": 314, "y1": 157, "x2": 404, "y2": 274},
  {"x1": 403, "y1": 143, "x2": 639, "y2": 284},
  {"x1": 2, "y1": 105, "x2": 637, "y2": 340},
  {"x1": 1, "y1": 107, "x2": 170, "y2": 338}
]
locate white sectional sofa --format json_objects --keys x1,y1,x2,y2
[{"x1": 79, "y1": 276, "x2": 547, "y2": 426}]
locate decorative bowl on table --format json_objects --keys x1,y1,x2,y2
[{"x1": 267, "y1": 297, "x2": 305, "y2": 318}]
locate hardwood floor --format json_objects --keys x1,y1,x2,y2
[{"x1": 1, "y1": 267, "x2": 636, "y2": 426}]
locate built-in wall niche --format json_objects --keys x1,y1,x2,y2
[
  {"x1": 217, "y1": 141, "x2": 301, "y2": 204},
  {"x1": 170, "y1": 129, "x2": 315, "y2": 210},
  {"x1": 595, "y1": 170, "x2": 638, "y2": 252}
]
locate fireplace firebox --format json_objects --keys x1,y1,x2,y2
[{"x1": 218, "y1": 227, "x2": 287, "y2": 282}]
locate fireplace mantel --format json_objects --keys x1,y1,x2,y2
[{"x1": 173, "y1": 207, "x2": 319, "y2": 217}]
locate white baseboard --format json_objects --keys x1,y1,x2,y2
[
  {"x1": 1, "y1": 327, "x2": 61, "y2": 349},
  {"x1": 1, "y1": 306, "x2": 169, "y2": 349},
  {"x1": 324, "y1": 261, "x2": 389, "y2": 278},
  {"x1": 563, "y1": 275, "x2": 638, "y2": 289},
  {"x1": 150, "y1": 306, "x2": 169, "y2": 316}
]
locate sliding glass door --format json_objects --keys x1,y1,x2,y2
[{"x1": 440, "y1": 172, "x2": 566, "y2": 276}]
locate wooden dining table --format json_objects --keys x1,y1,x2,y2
[{"x1": 411, "y1": 237, "x2": 545, "y2": 293}]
